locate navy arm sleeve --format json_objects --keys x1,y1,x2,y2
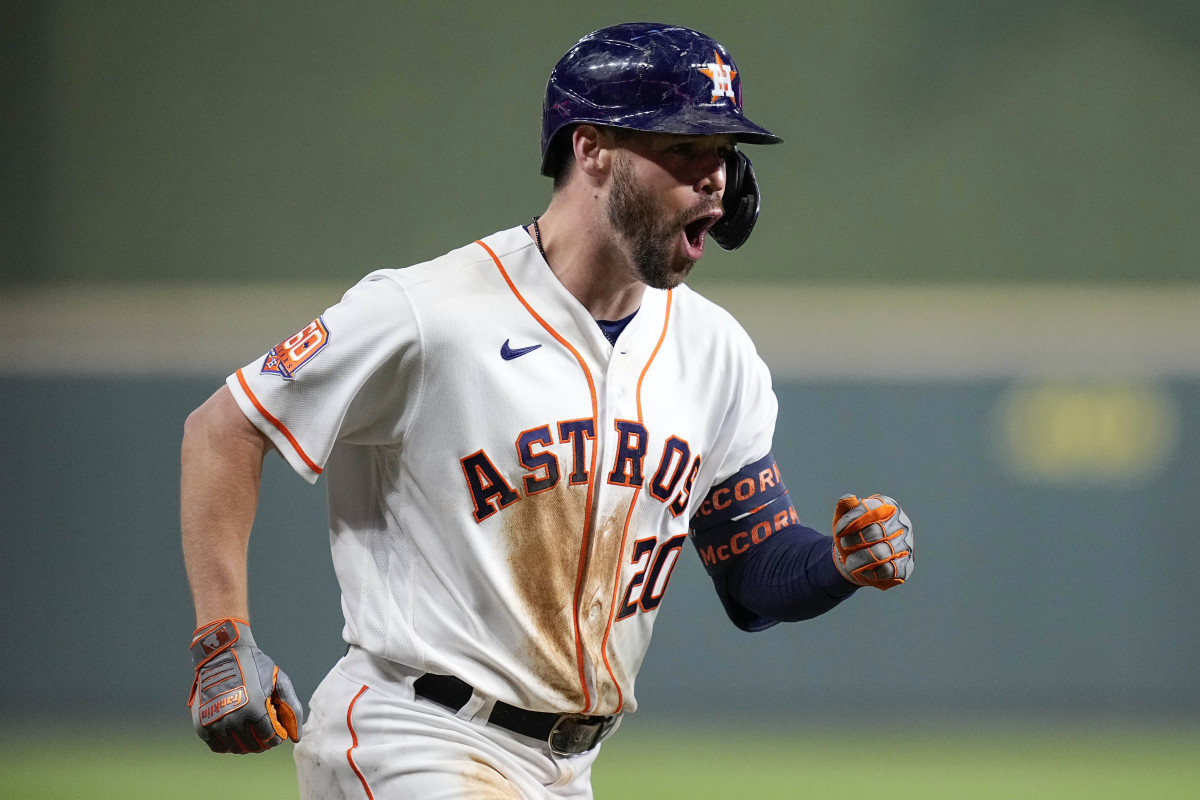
[
  {"x1": 690, "y1": 454, "x2": 857, "y2": 631},
  {"x1": 724, "y1": 523, "x2": 857, "y2": 623}
]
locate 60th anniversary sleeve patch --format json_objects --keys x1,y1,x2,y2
[{"x1": 261, "y1": 317, "x2": 330, "y2": 379}]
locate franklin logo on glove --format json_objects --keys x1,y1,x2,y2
[
  {"x1": 199, "y1": 688, "x2": 247, "y2": 723},
  {"x1": 187, "y1": 618, "x2": 301, "y2": 754}
]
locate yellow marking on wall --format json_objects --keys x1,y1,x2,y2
[{"x1": 996, "y1": 382, "x2": 1178, "y2": 483}]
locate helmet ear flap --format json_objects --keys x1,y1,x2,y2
[{"x1": 710, "y1": 149, "x2": 760, "y2": 251}]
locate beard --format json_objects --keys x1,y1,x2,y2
[{"x1": 606, "y1": 153, "x2": 719, "y2": 290}]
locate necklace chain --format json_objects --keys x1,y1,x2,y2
[{"x1": 531, "y1": 216, "x2": 548, "y2": 262}]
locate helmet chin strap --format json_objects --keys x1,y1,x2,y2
[{"x1": 710, "y1": 149, "x2": 761, "y2": 251}]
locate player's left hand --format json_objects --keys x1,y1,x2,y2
[
  {"x1": 831, "y1": 494, "x2": 913, "y2": 590},
  {"x1": 187, "y1": 618, "x2": 302, "y2": 754}
]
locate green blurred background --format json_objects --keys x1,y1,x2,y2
[{"x1": 2, "y1": 1, "x2": 1198, "y2": 796}]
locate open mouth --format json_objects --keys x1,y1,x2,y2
[{"x1": 683, "y1": 211, "x2": 723, "y2": 255}]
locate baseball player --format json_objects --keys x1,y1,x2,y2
[{"x1": 182, "y1": 22, "x2": 914, "y2": 799}]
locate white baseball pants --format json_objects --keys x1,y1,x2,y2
[{"x1": 294, "y1": 647, "x2": 601, "y2": 799}]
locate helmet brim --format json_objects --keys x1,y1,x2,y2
[
  {"x1": 622, "y1": 105, "x2": 782, "y2": 145},
  {"x1": 539, "y1": 114, "x2": 781, "y2": 176}
]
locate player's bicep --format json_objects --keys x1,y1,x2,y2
[
  {"x1": 689, "y1": 452, "x2": 799, "y2": 631},
  {"x1": 190, "y1": 385, "x2": 274, "y2": 454}
]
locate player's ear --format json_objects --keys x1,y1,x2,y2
[{"x1": 572, "y1": 125, "x2": 613, "y2": 181}]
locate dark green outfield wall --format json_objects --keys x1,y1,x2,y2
[
  {"x1": 3, "y1": 0, "x2": 1200, "y2": 285},
  {"x1": 3, "y1": 376, "x2": 1195, "y2": 722}
]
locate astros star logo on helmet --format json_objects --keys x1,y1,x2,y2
[{"x1": 699, "y1": 52, "x2": 737, "y2": 102}]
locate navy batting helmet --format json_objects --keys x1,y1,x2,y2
[{"x1": 540, "y1": 22, "x2": 781, "y2": 177}]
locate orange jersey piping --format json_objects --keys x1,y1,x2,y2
[
  {"x1": 235, "y1": 369, "x2": 323, "y2": 475},
  {"x1": 475, "y1": 238, "x2": 600, "y2": 712},
  {"x1": 600, "y1": 288, "x2": 673, "y2": 712}
]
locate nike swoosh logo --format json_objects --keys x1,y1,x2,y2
[{"x1": 500, "y1": 339, "x2": 542, "y2": 360}]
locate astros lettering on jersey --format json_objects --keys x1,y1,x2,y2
[{"x1": 227, "y1": 226, "x2": 776, "y2": 717}]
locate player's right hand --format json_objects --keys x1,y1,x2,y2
[
  {"x1": 831, "y1": 494, "x2": 913, "y2": 590},
  {"x1": 188, "y1": 618, "x2": 302, "y2": 754}
]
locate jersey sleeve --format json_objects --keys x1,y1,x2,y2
[
  {"x1": 225, "y1": 272, "x2": 421, "y2": 483},
  {"x1": 708, "y1": 329, "x2": 779, "y2": 487},
  {"x1": 682, "y1": 316, "x2": 783, "y2": 629}
]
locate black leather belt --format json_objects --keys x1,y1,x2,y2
[{"x1": 413, "y1": 673, "x2": 617, "y2": 756}]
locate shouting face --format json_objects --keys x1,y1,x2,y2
[{"x1": 605, "y1": 133, "x2": 732, "y2": 290}]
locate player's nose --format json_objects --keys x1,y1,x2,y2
[{"x1": 694, "y1": 150, "x2": 726, "y2": 197}]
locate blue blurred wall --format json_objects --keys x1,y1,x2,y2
[{"x1": 2, "y1": 376, "x2": 1195, "y2": 722}]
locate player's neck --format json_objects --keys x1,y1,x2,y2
[{"x1": 531, "y1": 204, "x2": 646, "y2": 321}]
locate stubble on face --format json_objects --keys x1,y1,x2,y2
[{"x1": 606, "y1": 151, "x2": 717, "y2": 290}]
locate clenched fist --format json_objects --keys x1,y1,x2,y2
[
  {"x1": 188, "y1": 618, "x2": 302, "y2": 753},
  {"x1": 831, "y1": 494, "x2": 913, "y2": 590}
]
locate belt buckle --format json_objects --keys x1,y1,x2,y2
[{"x1": 547, "y1": 714, "x2": 618, "y2": 757}]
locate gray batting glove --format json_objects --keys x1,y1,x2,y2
[
  {"x1": 831, "y1": 494, "x2": 914, "y2": 590},
  {"x1": 188, "y1": 618, "x2": 302, "y2": 754}
]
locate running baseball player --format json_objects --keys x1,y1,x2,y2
[{"x1": 182, "y1": 22, "x2": 914, "y2": 798}]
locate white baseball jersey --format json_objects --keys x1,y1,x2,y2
[{"x1": 227, "y1": 225, "x2": 777, "y2": 717}]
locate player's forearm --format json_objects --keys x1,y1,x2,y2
[
  {"x1": 181, "y1": 386, "x2": 272, "y2": 625},
  {"x1": 725, "y1": 524, "x2": 858, "y2": 622}
]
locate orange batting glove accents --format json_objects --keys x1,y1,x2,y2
[
  {"x1": 188, "y1": 618, "x2": 302, "y2": 754},
  {"x1": 831, "y1": 494, "x2": 914, "y2": 590}
]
